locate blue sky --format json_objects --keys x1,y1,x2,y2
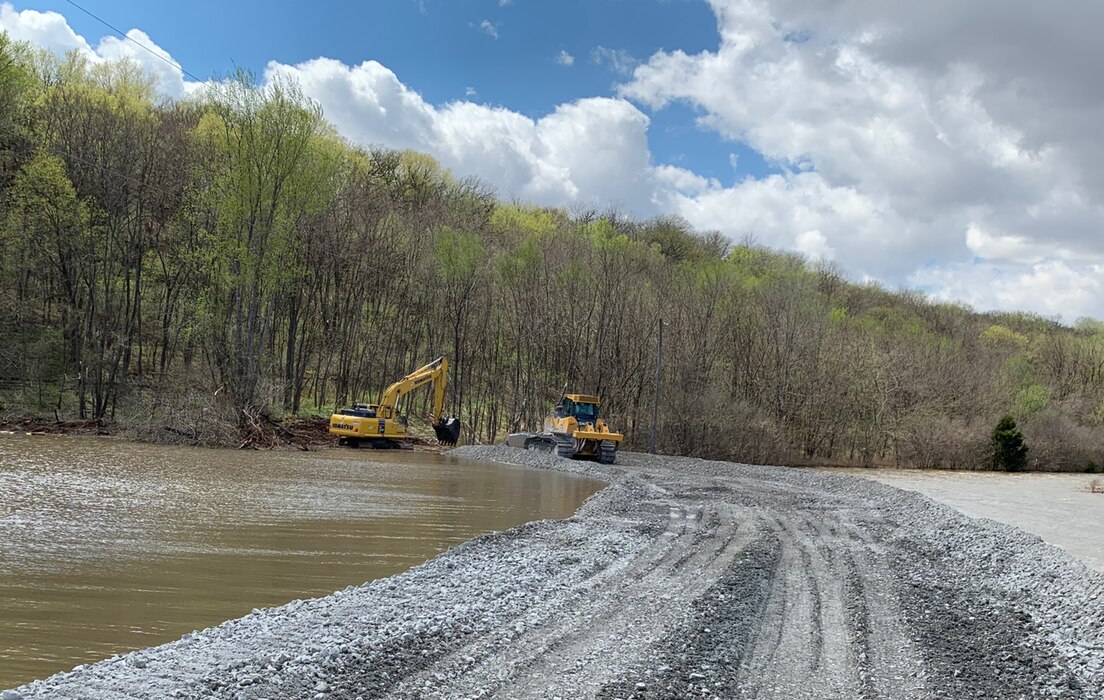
[
  {"x1": 3, "y1": 0, "x2": 1104, "y2": 320},
  {"x1": 21, "y1": 0, "x2": 765, "y2": 183}
]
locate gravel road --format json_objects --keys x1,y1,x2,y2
[{"x1": 8, "y1": 447, "x2": 1104, "y2": 699}]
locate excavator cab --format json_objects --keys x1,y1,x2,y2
[
  {"x1": 339, "y1": 403, "x2": 377, "y2": 418},
  {"x1": 329, "y1": 357, "x2": 461, "y2": 447}
]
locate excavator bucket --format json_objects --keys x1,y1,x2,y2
[{"x1": 434, "y1": 417, "x2": 461, "y2": 446}]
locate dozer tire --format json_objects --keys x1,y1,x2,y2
[
  {"x1": 554, "y1": 434, "x2": 575, "y2": 460},
  {"x1": 598, "y1": 440, "x2": 617, "y2": 465}
]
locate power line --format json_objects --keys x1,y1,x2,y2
[{"x1": 62, "y1": 0, "x2": 208, "y2": 85}]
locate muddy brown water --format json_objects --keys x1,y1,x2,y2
[{"x1": 0, "y1": 435, "x2": 604, "y2": 689}]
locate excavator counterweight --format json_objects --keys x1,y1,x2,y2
[{"x1": 329, "y1": 357, "x2": 461, "y2": 448}]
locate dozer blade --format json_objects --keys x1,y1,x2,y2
[{"x1": 434, "y1": 417, "x2": 461, "y2": 446}]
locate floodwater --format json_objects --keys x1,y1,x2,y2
[
  {"x1": 0, "y1": 435, "x2": 604, "y2": 689},
  {"x1": 831, "y1": 468, "x2": 1104, "y2": 573}
]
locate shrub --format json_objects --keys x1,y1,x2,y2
[
  {"x1": 1019, "y1": 414, "x2": 1104, "y2": 472},
  {"x1": 897, "y1": 414, "x2": 986, "y2": 470},
  {"x1": 990, "y1": 415, "x2": 1028, "y2": 472}
]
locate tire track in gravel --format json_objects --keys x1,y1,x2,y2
[
  {"x1": 15, "y1": 447, "x2": 1104, "y2": 700},
  {"x1": 801, "y1": 514, "x2": 930, "y2": 699},
  {"x1": 599, "y1": 476, "x2": 931, "y2": 699},
  {"x1": 390, "y1": 485, "x2": 756, "y2": 699},
  {"x1": 596, "y1": 528, "x2": 783, "y2": 700},
  {"x1": 724, "y1": 511, "x2": 927, "y2": 699}
]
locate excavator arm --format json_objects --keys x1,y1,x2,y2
[{"x1": 378, "y1": 357, "x2": 461, "y2": 445}]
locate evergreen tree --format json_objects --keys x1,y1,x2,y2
[{"x1": 990, "y1": 415, "x2": 1028, "y2": 472}]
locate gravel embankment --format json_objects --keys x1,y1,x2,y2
[{"x1": 7, "y1": 447, "x2": 1104, "y2": 699}]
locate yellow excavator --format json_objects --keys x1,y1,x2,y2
[
  {"x1": 328, "y1": 357, "x2": 461, "y2": 448},
  {"x1": 507, "y1": 393, "x2": 623, "y2": 464}
]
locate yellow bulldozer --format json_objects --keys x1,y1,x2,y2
[
  {"x1": 328, "y1": 357, "x2": 461, "y2": 448},
  {"x1": 507, "y1": 393, "x2": 623, "y2": 464}
]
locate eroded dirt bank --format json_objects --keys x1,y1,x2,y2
[{"x1": 8, "y1": 447, "x2": 1104, "y2": 699}]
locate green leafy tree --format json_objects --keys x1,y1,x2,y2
[
  {"x1": 1014, "y1": 384, "x2": 1050, "y2": 418},
  {"x1": 990, "y1": 415, "x2": 1028, "y2": 472},
  {"x1": 1, "y1": 153, "x2": 87, "y2": 403},
  {"x1": 195, "y1": 72, "x2": 333, "y2": 423},
  {"x1": 9, "y1": 36, "x2": 1104, "y2": 461},
  {"x1": 0, "y1": 33, "x2": 36, "y2": 188}
]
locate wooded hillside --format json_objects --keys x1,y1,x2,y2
[{"x1": 2, "y1": 36, "x2": 1103, "y2": 470}]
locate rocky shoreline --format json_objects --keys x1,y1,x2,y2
[{"x1": 7, "y1": 446, "x2": 1104, "y2": 699}]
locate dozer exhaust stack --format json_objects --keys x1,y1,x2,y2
[{"x1": 434, "y1": 417, "x2": 461, "y2": 446}]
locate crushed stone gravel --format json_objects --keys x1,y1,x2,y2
[{"x1": 8, "y1": 446, "x2": 1104, "y2": 699}]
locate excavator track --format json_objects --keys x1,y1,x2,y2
[{"x1": 329, "y1": 357, "x2": 461, "y2": 448}]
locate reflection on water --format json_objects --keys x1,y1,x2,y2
[{"x1": 0, "y1": 436, "x2": 603, "y2": 688}]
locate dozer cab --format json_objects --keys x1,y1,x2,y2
[
  {"x1": 329, "y1": 357, "x2": 461, "y2": 448},
  {"x1": 507, "y1": 394, "x2": 623, "y2": 464}
]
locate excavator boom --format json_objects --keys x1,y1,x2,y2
[
  {"x1": 329, "y1": 356, "x2": 461, "y2": 447},
  {"x1": 378, "y1": 357, "x2": 447, "y2": 421}
]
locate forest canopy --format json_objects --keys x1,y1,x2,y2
[{"x1": 2, "y1": 35, "x2": 1103, "y2": 470}]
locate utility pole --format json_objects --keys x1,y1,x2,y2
[{"x1": 651, "y1": 318, "x2": 664, "y2": 454}]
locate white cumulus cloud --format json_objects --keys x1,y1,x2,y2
[
  {"x1": 591, "y1": 46, "x2": 637, "y2": 77},
  {"x1": 796, "y1": 230, "x2": 835, "y2": 261},
  {"x1": 7, "y1": 1, "x2": 1104, "y2": 320},
  {"x1": 0, "y1": 2, "x2": 196, "y2": 98},
  {"x1": 475, "y1": 19, "x2": 499, "y2": 39},
  {"x1": 616, "y1": 0, "x2": 1104, "y2": 320},
  {"x1": 265, "y1": 58, "x2": 662, "y2": 213},
  {"x1": 910, "y1": 261, "x2": 1104, "y2": 322},
  {"x1": 0, "y1": 2, "x2": 90, "y2": 55}
]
